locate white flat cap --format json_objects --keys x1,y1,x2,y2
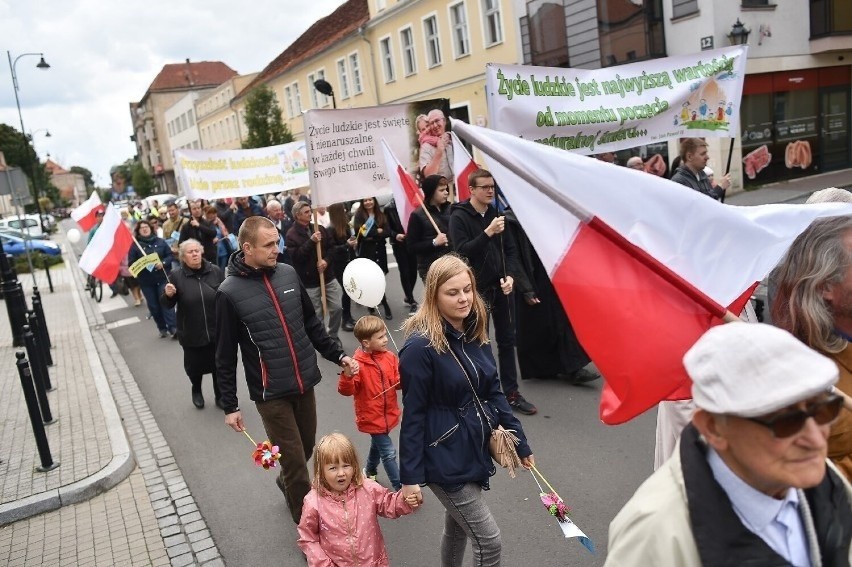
[{"x1": 684, "y1": 322, "x2": 838, "y2": 417}]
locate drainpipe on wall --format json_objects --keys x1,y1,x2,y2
[{"x1": 358, "y1": 25, "x2": 381, "y2": 105}]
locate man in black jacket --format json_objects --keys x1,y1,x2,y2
[
  {"x1": 216, "y1": 216, "x2": 358, "y2": 524},
  {"x1": 670, "y1": 138, "x2": 730, "y2": 201},
  {"x1": 449, "y1": 168, "x2": 537, "y2": 415}
]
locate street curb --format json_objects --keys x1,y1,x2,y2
[{"x1": 0, "y1": 251, "x2": 135, "y2": 525}]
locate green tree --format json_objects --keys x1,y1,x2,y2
[
  {"x1": 0, "y1": 123, "x2": 52, "y2": 212},
  {"x1": 70, "y1": 165, "x2": 95, "y2": 191},
  {"x1": 130, "y1": 161, "x2": 156, "y2": 197},
  {"x1": 242, "y1": 85, "x2": 293, "y2": 149}
]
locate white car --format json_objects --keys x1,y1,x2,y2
[{"x1": 0, "y1": 214, "x2": 48, "y2": 239}]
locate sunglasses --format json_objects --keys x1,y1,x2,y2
[{"x1": 746, "y1": 394, "x2": 843, "y2": 438}]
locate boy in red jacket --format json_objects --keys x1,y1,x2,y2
[{"x1": 338, "y1": 316, "x2": 403, "y2": 490}]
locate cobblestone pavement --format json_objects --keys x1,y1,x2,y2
[{"x1": 0, "y1": 234, "x2": 224, "y2": 566}]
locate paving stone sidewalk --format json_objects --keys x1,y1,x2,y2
[{"x1": 0, "y1": 236, "x2": 224, "y2": 566}]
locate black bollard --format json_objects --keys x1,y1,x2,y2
[
  {"x1": 23, "y1": 324, "x2": 54, "y2": 423},
  {"x1": 42, "y1": 253, "x2": 54, "y2": 293},
  {"x1": 27, "y1": 312, "x2": 53, "y2": 387},
  {"x1": 30, "y1": 296, "x2": 53, "y2": 365},
  {"x1": 31, "y1": 287, "x2": 52, "y2": 350},
  {"x1": 0, "y1": 234, "x2": 29, "y2": 347},
  {"x1": 16, "y1": 352, "x2": 59, "y2": 472}
]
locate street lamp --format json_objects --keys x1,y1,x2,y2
[
  {"x1": 727, "y1": 19, "x2": 751, "y2": 46},
  {"x1": 313, "y1": 79, "x2": 337, "y2": 109},
  {"x1": 7, "y1": 51, "x2": 51, "y2": 217}
]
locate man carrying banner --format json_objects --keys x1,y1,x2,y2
[
  {"x1": 450, "y1": 168, "x2": 537, "y2": 415},
  {"x1": 606, "y1": 323, "x2": 852, "y2": 566},
  {"x1": 216, "y1": 216, "x2": 357, "y2": 525},
  {"x1": 286, "y1": 201, "x2": 344, "y2": 348},
  {"x1": 670, "y1": 138, "x2": 730, "y2": 201}
]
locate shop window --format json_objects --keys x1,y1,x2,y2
[
  {"x1": 598, "y1": 0, "x2": 666, "y2": 68},
  {"x1": 811, "y1": 0, "x2": 852, "y2": 37}
]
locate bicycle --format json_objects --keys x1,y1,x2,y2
[{"x1": 85, "y1": 273, "x2": 103, "y2": 302}]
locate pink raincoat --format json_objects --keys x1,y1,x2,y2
[{"x1": 297, "y1": 479, "x2": 413, "y2": 566}]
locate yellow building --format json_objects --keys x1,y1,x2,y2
[
  {"x1": 196, "y1": 73, "x2": 259, "y2": 150},
  {"x1": 233, "y1": 0, "x2": 520, "y2": 140}
]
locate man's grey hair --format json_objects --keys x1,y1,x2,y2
[
  {"x1": 770, "y1": 215, "x2": 852, "y2": 353},
  {"x1": 292, "y1": 200, "x2": 311, "y2": 219},
  {"x1": 266, "y1": 199, "x2": 282, "y2": 212}
]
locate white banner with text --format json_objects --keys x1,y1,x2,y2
[{"x1": 486, "y1": 46, "x2": 748, "y2": 155}]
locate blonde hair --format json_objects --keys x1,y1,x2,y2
[
  {"x1": 771, "y1": 216, "x2": 852, "y2": 353},
  {"x1": 312, "y1": 432, "x2": 364, "y2": 492},
  {"x1": 354, "y1": 315, "x2": 386, "y2": 343},
  {"x1": 402, "y1": 254, "x2": 489, "y2": 352}
]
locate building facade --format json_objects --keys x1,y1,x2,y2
[
  {"x1": 130, "y1": 59, "x2": 237, "y2": 193},
  {"x1": 164, "y1": 92, "x2": 202, "y2": 155},
  {"x1": 195, "y1": 73, "x2": 259, "y2": 150}
]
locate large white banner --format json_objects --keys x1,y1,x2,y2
[
  {"x1": 304, "y1": 99, "x2": 449, "y2": 206},
  {"x1": 174, "y1": 141, "x2": 309, "y2": 200},
  {"x1": 486, "y1": 46, "x2": 748, "y2": 155}
]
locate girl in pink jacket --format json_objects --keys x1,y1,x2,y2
[{"x1": 297, "y1": 432, "x2": 417, "y2": 566}]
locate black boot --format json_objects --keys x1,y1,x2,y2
[
  {"x1": 382, "y1": 302, "x2": 393, "y2": 321},
  {"x1": 191, "y1": 383, "x2": 204, "y2": 408}
]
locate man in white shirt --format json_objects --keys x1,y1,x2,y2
[{"x1": 606, "y1": 323, "x2": 852, "y2": 566}]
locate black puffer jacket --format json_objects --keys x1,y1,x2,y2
[
  {"x1": 159, "y1": 260, "x2": 224, "y2": 347},
  {"x1": 449, "y1": 200, "x2": 521, "y2": 292},
  {"x1": 215, "y1": 253, "x2": 344, "y2": 413}
]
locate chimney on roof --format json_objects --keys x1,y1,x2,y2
[{"x1": 184, "y1": 58, "x2": 195, "y2": 87}]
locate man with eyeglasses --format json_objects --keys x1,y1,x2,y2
[
  {"x1": 449, "y1": 168, "x2": 537, "y2": 415},
  {"x1": 606, "y1": 323, "x2": 852, "y2": 566},
  {"x1": 418, "y1": 109, "x2": 454, "y2": 181},
  {"x1": 771, "y1": 215, "x2": 852, "y2": 481}
]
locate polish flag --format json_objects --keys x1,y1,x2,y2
[
  {"x1": 451, "y1": 132, "x2": 475, "y2": 203},
  {"x1": 452, "y1": 120, "x2": 852, "y2": 424},
  {"x1": 79, "y1": 204, "x2": 134, "y2": 285},
  {"x1": 380, "y1": 139, "x2": 423, "y2": 232},
  {"x1": 71, "y1": 191, "x2": 105, "y2": 232}
]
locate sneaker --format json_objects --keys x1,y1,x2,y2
[
  {"x1": 363, "y1": 468, "x2": 377, "y2": 481},
  {"x1": 506, "y1": 391, "x2": 537, "y2": 415},
  {"x1": 408, "y1": 302, "x2": 418, "y2": 314},
  {"x1": 342, "y1": 318, "x2": 356, "y2": 332},
  {"x1": 159, "y1": 330, "x2": 168, "y2": 338}
]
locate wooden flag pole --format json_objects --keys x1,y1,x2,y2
[
  {"x1": 313, "y1": 210, "x2": 328, "y2": 320},
  {"x1": 414, "y1": 192, "x2": 441, "y2": 235}
]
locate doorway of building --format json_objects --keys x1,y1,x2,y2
[{"x1": 820, "y1": 87, "x2": 850, "y2": 172}]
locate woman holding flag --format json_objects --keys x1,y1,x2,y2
[
  {"x1": 406, "y1": 174, "x2": 452, "y2": 282},
  {"x1": 129, "y1": 220, "x2": 177, "y2": 338},
  {"x1": 353, "y1": 197, "x2": 393, "y2": 320}
]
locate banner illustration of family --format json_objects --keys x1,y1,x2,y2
[{"x1": 485, "y1": 45, "x2": 748, "y2": 155}]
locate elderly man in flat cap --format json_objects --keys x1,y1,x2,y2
[{"x1": 606, "y1": 323, "x2": 852, "y2": 566}]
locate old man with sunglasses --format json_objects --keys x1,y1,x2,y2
[{"x1": 606, "y1": 323, "x2": 851, "y2": 566}]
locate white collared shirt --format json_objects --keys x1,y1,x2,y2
[{"x1": 707, "y1": 448, "x2": 811, "y2": 566}]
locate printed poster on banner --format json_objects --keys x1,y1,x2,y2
[
  {"x1": 486, "y1": 45, "x2": 748, "y2": 156},
  {"x1": 174, "y1": 141, "x2": 310, "y2": 200},
  {"x1": 303, "y1": 99, "x2": 451, "y2": 207}
]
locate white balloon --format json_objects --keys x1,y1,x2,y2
[
  {"x1": 342, "y1": 258, "x2": 386, "y2": 307},
  {"x1": 66, "y1": 228, "x2": 82, "y2": 244}
]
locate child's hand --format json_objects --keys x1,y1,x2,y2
[{"x1": 402, "y1": 485, "x2": 422, "y2": 509}]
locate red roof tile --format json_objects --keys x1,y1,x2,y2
[
  {"x1": 44, "y1": 159, "x2": 68, "y2": 175},
  {"x1": 235, "y1": 0, "x2": 368, "y2": 99},
  {"x1": 147, "y1": 61, "x2": 238, "y2": 93}
]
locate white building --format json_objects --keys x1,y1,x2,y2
[{"x1": 165, "y1": 92, "x2": 202, "y2": 156}]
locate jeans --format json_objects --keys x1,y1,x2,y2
[
  {"x1": 483, "y1": 287, "x2": 519, "y2": 396},
  {"x1": 255, "y1": 389, "x2": 317, "y2": 524},
  {"x1": 365, "y1": 433, "x2": 401, "y2": 490},
  {"x1": 140, "y1": 281, "x2": 176, "y2": 332},
  {"x1": 305, "y1": 278, "x2": 342, "y2": 341},
  {"x1": 429, "y1": 483, "x2": 502, "y2": 567}
]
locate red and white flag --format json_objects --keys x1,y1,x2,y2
[
  {"x1": 70, "y1": 191, "x2": 105, "y2": 232},
  {"x1": 380, "y1": 139, "x2": 423, "y2": 232},
  {"x1": 79, "y1": 204, "x2": 134, "y2": 285},
  {"x1": 453, "y1": 120, "x2": 852, "y2": 424},
  {"x1": 451, "y1": 132, "x2": 475, "y2": 203}
]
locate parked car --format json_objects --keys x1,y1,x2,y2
[
  {"x1": 0, "y1": 227, "x2": 50, "y2": 240},
  {"x1": 0, "y1": 214, "x2": 49, "y2": 239},
  {"x1": 0, "y1": 233, "x2": 62, "y2": 257}
]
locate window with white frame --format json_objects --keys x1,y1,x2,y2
[
  {"x1": 188, "y1": 109, "x2": 195, "y2": 126},
  {"x1": 349, "y1": 53, "x2": 363, "y2": 94},
  {"x1": 292, "y1": 84, "x2": 302, "y2": 114},
  {"x1": 376, "y1": 0, "x2": 386, "y2": 10},
  {"x1": 307, "y1": 73, "x2": 318, "y2": 108},
  {"x1": 379, "y1": 37, "x2": 396, "y2": 82},
  {"x1": 449, "y1": 2, "x2": 471, "y2": 58},
  {"x1": 181, "y1": 114, "x2": 188, "y2": 130},
  {"x1": 284, "y1": 85, "x2": 295, "y2": 118},
  {"x1": 423, "y1": 15, "x2": 442, "y2": 67},
  {"x1": 337, "y1": 59, "x2": 351, "y2": 99},
  {"x1": 316, "y1": 69, "x2": 329, "y2": 107},
  {"x1": 400, "y1": 27, "x2": 417, "y2": 76},
  {"x1": 482, "y1": 0, "x2": 503, "y2": 46}
]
